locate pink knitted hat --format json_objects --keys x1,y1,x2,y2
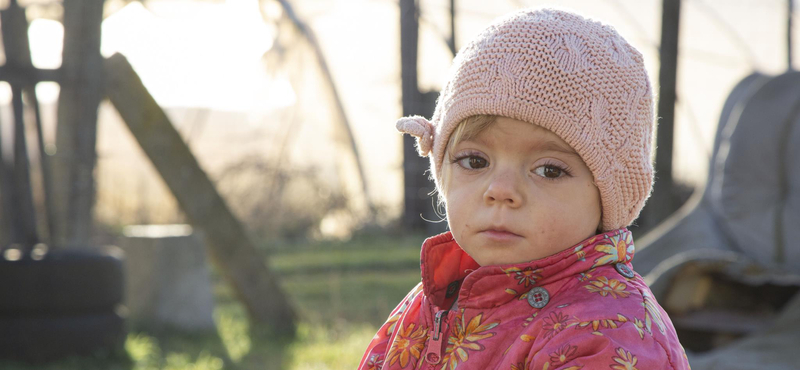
[{"x1": 396, "y1": 8, "x2": 655, "y2": 231}]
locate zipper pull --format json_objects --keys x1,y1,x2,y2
[{"x1": 424, "y1": 310, "x2": 448, "y2": 364}]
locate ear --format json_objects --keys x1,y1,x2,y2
[{"x1": 396, "y1": 116, "x2": 434, "y2": 157}]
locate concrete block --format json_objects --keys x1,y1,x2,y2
[{"x1": 118, "y1": 225, "x2": 216, "y2": 331}]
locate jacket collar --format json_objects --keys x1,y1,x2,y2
[{"x1": 420, "y1": 228, "x2": 635, "y2": 310}]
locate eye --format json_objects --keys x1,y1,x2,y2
[
  {"x1": 455, "y1": 155, "x2": 489, "y2": 170},
  {"x1": 533, "y1": 164, "x2": 567, "y2": 179}
]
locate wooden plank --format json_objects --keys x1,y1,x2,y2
[
  {"x1": 103, "y1": 53, "x2": 296, "y2": 334},
  {"x1": 274, "y1": 0, "x2": 373, "y2": 217},
  {"x1": 0, "y1": 66, "x2": 60, "y2": 84}
]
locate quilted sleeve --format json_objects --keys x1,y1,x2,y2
[
  {"x1": 357, "y1": 282, "x2": 424, "y2": 370},
  {"x1": 526, "y1": 320, "x2": 690, "y2": 370}
]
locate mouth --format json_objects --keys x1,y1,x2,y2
[{"x1": 479, "y1": 227, "x2": 522, "y2": 242}]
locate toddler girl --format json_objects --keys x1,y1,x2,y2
[{"x1": 359, "y1": 8, "x2": 690, "y2": 370}]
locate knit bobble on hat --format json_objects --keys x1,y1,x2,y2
[{"x1": 396, "y1": 116, "x2": 435, "y2": 157}]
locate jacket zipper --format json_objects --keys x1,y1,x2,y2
[{"x1": 423, "y1": 309, "x2": 448, "y2": 366}]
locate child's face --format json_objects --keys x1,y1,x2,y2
[{"x1": 444, "y1": 117, "x2": 602, "y2": 266}]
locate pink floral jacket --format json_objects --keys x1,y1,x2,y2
[{"x1": 358, "y1": 229, "x2": 691, "y2": 370}]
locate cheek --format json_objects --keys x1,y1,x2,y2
[
  {"x1": 541, "y1": 183, "x2": 600, "y2": 231},
  {"x1": 444, "y1": 191, "x2": 466, "y2": 224},
  {"x1": 556, "y1": 180, "x2": 599, "y2": 207},
  {"x1": 444, "y1": 177, "x2": 474, "y2": 208},
  {"x1": 444, "y1": 183, "x2": 477, "y2": 239},
  {"x1": 530, "y1": 202, "x2": 569, "y2": 232},
  {"x1": 583, "y1": 182, "x2": 602, "y2": 221}
]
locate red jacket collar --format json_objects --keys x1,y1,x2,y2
[{"x1": 419, "y1": 228, "x2": 634, "y2": 310}]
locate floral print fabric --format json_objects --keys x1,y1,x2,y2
[{"x1": 358, "y1": 229, "x2": 690, "y2": 370}]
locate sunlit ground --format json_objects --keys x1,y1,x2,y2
[{"x1": 0, "y1": 233, "x2": 426, "y2": 370}]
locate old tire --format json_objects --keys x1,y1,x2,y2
[
  {"x1": 0, "y1": 246, "x2": 124, "y2": 314},
  {"x1": 0, "y1": 311, "x2": 126, "y2": 363}
]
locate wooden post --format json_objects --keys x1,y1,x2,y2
[
  {"x1": 10, "y1": 85, "x2": 38, "y2": 245},
  {"x1": 31, "y1": 80, "x2": 56, "y2": 245},
  {"x1": 0, "y1": 109, "x2": 12, "y2": 246},
  {"x1": 0, "y1": 7, "x2": 11, "y2": 246},
  {"x1": 104, "y1": 53, "x2": 296, "y2": 335},
  {"x1": 644, "y1": 0, "x2": 682, "y2": 231},
  {"x1": 1, "y1": 0, "x2": 39, "y2": 246},
  {"x1": 51, "y1": 0, "x2": 105, "y2": 248},
  {"x1": 400, "y1": 0, "x2": 434, "y2": 231}
]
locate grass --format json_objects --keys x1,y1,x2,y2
[
  {"x1": 0, "y1": 233, "x2": 427, "y2": 370},
  {"x1": 270, "y1": 247, "x2": 420, "y2": 275}
]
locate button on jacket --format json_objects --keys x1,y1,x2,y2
[{"x1": 358, "y1": 229, "x2": 690, "y2": 370}]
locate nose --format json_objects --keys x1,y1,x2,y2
[{"x1": 484, "y1": 169, "x2": 524, "y2": 208}]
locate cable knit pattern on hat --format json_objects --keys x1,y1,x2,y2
[{"x1": 396, "y1": 8, "x2": 655, "y2": 231}]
